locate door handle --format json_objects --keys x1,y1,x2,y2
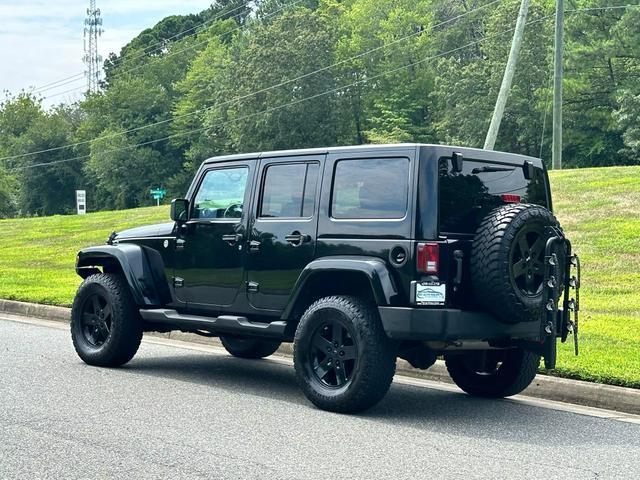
[
  {"x1": 176, "y1": 238, "x2": 186, "y2": 251},
  {"x1": 249, "y1": 240, "x2": 261, "y2": 253},
  {"x1": 222, "y1": 233, "x2": 243, "y2": 245},
  {"x1": 285, "y1": 232, "x2": 311, "y2": 246}
]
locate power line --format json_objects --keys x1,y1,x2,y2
[
  {"x1": 2, "y1": 0, "x2": 502, "y2": 164},
  {"x1": 30, "y1": 73, "x2": 86, "y2": 94},
  {"x1": 12, "y1": 13, "x2": 557, "y2": 172},
  {"x1": 34, "y1": 76, "x2": 87, "y2": 95},
  {"x1": 30, "y1": 2, "x2": 250, "y2": 95},
  {"x1": 40, "y1": 0, "x2": 304, "y2": 101},
  {"x1": 26, "y1": 2, "x2": 640, "y2": 98},
  {"x1": 7, "y1": 3, "x2": 637, "y2": 170},
  {"x1": 106, "y1": 2, "x2": 250, "y2": 69},
  {"x1": 41, "y1": 86, "x2": 89, "y2": 101}
]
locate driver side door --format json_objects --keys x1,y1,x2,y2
[{"x1": 174, "y1": 161, "x2": 253, "y2": 310}]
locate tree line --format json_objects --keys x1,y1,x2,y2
[{"x1": 0, "y1": 0, "x2": 638, "y2": 217}]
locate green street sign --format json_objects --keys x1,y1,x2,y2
[{"x1": 150, "y1": 188, "x2": 167, "y2": 205}]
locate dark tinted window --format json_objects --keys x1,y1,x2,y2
[
  {"x1": 260, "y1": 163, "x2": 319, "y2": 218},
  {"x1": 193, "y1": 167, "x2": 248, "y2": 220},
  {"x1": 332, "y1": 158, "x2": 409, "y2": 219},
  {"x1": 439, "y1": 158, "x2": 548, "y2": 234}
]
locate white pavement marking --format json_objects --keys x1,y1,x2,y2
[{"x1": 2, "y1": 313, "x2": 639, "y2": 425}]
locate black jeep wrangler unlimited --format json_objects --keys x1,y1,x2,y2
[{"x1": 72, "y1": 144, "x2": 580, "y2": 413}]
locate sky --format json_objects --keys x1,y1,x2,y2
[{"x1": 0, "y1": 0, "x2": 214, "y2": 107}]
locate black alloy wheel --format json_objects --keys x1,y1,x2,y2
[
  {"x1": 445, "y1": 348, "x2": 541, "y2": 398},
  {"x1": 80, "y1": 293, "x2": 113, "y2": 347},
  {"x1": 308, "y1": 318, "x2": 358, "y2": 389},
  {"x1": 510, "y1": 224, "x2": 546, "y2": 296},
  {"x1": 71, "y1": 273, "x2": 142, "y2": 367},
  {"x1": 293, "y1": 296, "x2": 396, "y2": 413}
]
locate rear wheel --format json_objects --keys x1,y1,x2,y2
[
  {"x1": 219, "y1": 336, "x2": 281, "y2": 359},
  {"x1": 71, "y1": 273, "x2": 142, "y2": 367},
  {"x1": 293, "y1": 296, "x2": 396, "y2": 413},
  {"x1": 445, "y1": 348, "x2": 540, "y2": 398}
]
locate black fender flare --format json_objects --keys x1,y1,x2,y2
[
  {"x1": 76, "y1": 244, "x2": 172, "y2": 307},
  {"x1": 281, "y1": 256, "x2": 398, "y2": 319}
]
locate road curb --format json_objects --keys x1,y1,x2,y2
[{"x1": 2, "y1": 298, "x2": 638, "y2": 415}]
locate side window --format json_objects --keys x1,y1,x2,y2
[
  {"x1": 260, "y1": 163, "x2": 319, "y2": 218},
  {"x1": 332, "y1": 158, "x2": 409, "y2": 219},
  {"x1": 193, "y1": 167, "x2": 248, "y2": 220}
]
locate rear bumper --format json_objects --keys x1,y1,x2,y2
[{"x1": 378, "y1": 306, "x2": 541, "y2": 341}]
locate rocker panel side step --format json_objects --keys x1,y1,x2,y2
[{"x1": 139, "y1": 309, "x2": 287, "y2": 339}]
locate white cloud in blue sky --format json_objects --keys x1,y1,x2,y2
[{"x1": 0, "y1": 0, "x2": 214, "y2": 106}]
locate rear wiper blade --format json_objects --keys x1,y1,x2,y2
[{"x1": 471, "y1": 166, "x2": 515, "y2": 174}]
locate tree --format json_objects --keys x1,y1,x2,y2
[
  {"x1": 85, "y1": 128, "x2": 170, "y2": 209},
  {"x1": 0, "y1": 94, "x2": 84, "y2": 215},
  {"x1": 103, "y1": 1, "x2": 252, "y2": 85},
  {"x1": 80, "y1": 76, "x2": 182, "y2": 209},
  {"x1": 2, "y1": 0, "x2": 640, "y2": 218},
  {"x1": 614, "y1": 90, "x2": 640, "y2": 161},
  {"x1": 431, "y1": 0, "x2": 554, "y2": 158},
  {"x1": 171, "y1": 19, "x2": 238, "y2": 187},
  {"x1": 205, "y1": 6, "x2": 342, "y2": 152},
  {"x1": 334, "y1": 0, "x2": 436, "y2": 144},
  {"x1": 0, "y1": 167, "x2": 16, "y2": 217},
  {"x1": 562, "y1": 0, "x2": 639, "y2": 167},
  {"x1": 15, "y1": 106, "x2": 86, "y2": 216}
]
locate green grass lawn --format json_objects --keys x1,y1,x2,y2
[
  {"x1": 0, "y1": 207, "x2": 169, "y2": 306},
  {"x1": 0, "y1": 165, "x2": 638, "y2": 388},
  {"x1": 548, "y1": 166, "x2": 640, "y2": 388}
]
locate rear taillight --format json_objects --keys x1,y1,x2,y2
[
  {"x1": 501, "y1": 194, "x2": 521, "y2": 203},
  {"x1": 417, "y1": 242, "x2": 439, "y2": 274}
]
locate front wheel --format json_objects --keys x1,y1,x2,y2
[
  {"x1": 219, "y1": 336, "x2": 281, "y2": 359},
  {"x1": 293, "y1": 296, "x2": 396, "y2": 413},
  {"x1": 445, "y1": 348, "x2": 540, "y2": 398},
  {"x1": 71, "y1": 273, "x2": 142, "y2": 367}
]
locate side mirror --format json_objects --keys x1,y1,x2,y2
[
  {"x1": 171, "y1": 199, "x2": 189, "y2": 223},
  {"x1": 451, "y1": 152, "x2": 464, "y2": 173}
]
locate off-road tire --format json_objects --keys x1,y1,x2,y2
[
  {"x1": 445, "y1": 349, "x2": 540, "y2": 398},
  {"x1": 293, "y1": 296, "x2": 396, "y2": 413},
  {"x1": 219, "y1": 336, "x2": 281, "y2": 359},
  {"x1": 471, "y1": 203, "x2": 563, "y2": 324},
  {"x1": 71, "y1": 273, "x2": 142, "y2": 367}
]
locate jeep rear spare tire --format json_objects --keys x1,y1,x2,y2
[{"x1": 471, "y1": 203, "x2": 562, "y2": 324}]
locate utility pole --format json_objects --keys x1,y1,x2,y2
[
  {"x1": 83, "y1": 0, "x2": 104, "y2": 94},
  {"x1": 484, "y1": 0, "x2": 531, "y2": 150},
  {"x1": 552, "y1": 0, "x2": 564, "y2": 169}
]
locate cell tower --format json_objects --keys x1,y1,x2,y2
[{"x1": 83, "y1": 0, "x2": 104, "y2": 94}]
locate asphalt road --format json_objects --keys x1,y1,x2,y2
[{"x1": 1, "y1": 317, "x2": 639, "y2": 480}]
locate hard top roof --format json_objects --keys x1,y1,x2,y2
[{"x1": 201, "y1": 143, "x2": 543, "y2": 167}]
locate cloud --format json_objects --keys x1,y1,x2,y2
[{"x1": 0, "y1": 0, "x2": 214, "y2": 107}]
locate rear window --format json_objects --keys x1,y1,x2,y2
[
  {"x1": 332, "y1": 158, "x2": 409, "y2": 219},
  {"x1": 438, "y1": 158, "x2": 548, "y2": 234}
]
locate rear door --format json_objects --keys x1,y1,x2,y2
[{"x1": 245, "y1": 156, "x2": 323, "y2": 312}]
